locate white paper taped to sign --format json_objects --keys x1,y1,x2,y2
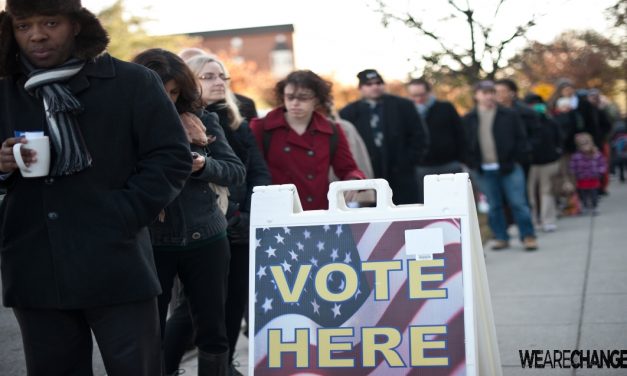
[{"x1": 404, "y1": 228, "x2": 445, "y2": 260}]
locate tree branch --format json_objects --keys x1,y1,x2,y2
[
  {"x1": 494, "y1": 17, "x2": 537, "y2": 65},
  {"x1": 386, "y1": 12, "x2": 470, "y2": 70},
  {"x1": 494, "y1": 0, "x2": 507, "y2": 18}
]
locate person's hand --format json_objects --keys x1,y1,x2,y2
[
  {"x1": 180, "y1": 112, "x2": 203, "y2": 128},
  {"x1": 343, "y1": 190, "x2": 359, "y2": 204},
  {"x1": 180, "y1": 112, "x2": 210, "y2": 145},
  {"x1": 191, "y1": 152, "x2": 206, "y2": 173},
  {"x1": 0, "y1": 137, "x2": 35, "y2": 173}
]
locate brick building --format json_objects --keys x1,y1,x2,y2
[{"x1": 188, "y1": 24, "x2": 295, "y2": 78}]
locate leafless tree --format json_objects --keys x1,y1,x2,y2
[{"x1": 374, "y1": 0, "x2": 537, "y2": 83}]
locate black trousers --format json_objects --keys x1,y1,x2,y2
[
  {"x1": 162, "y1": 240, "x2": 248, "y2": 371},
  {"x1": 154, "y1": 236, "x2": 230, "y2": 359},
  {"x1": 13, "y1": 298, "x2": 161, "y2": 376},
  {"x1": 577, "y1": 188, "x2": 599, "y2": 210}
]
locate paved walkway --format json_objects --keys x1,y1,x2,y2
[
  {"x1": 1, "y1": 180, "x2": 625, "y2": 375},
  {"x1": 487, "y1": 178, "x2": 627, "y2": 376}
]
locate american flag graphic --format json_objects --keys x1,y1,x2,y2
[{"x1": 253, "y1": 219, "x2": 466, "y2": 376}]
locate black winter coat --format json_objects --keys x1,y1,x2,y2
[
  {"x1": 0, "y1": 54, "x2": 192, "y2": 309},
  {"x1": 339, "y1": 94, "x2": 429, "y2": 204},
  {"x1": 463, "y1": 106, "x2": 530, "y2": 174},
  {"x1": 513, "y1": 101, "x2": 541, "y2": 164},
  {"x1": 421, "y1": 100, "x2": 466, "y2": 166},
  {"x1": 206, "y1": 103, "x2": 273, "y2": 243},
  {"x1": 529, "y1": 114, "x2": 564, "y2": 165}
]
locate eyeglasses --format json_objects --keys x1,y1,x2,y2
[
  {"x1": 198, "y1": 73, "x2": 230, "y2": 82},
  {"x1": 284, "y1": 93, "x2": 315, "y2": 102},
  {"x1": 363, "y1": 81, "x2": 384, "y2": 87}
]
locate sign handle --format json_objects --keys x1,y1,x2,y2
[{"x1": 327, "y1": 178, "x2": 394, "y2": 212}]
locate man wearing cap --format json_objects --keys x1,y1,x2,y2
[
  {"x1": 339, "y1": 69, "x2": 428, "y2": 205},
  {"x1": 463, "y1": 81, "x2": 538, "y2": 251},
  {"x1": 0, "y1": 1, "x2": 192, "y2": 375}
]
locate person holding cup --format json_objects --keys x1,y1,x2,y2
[
  {"x1": 11, "y1": 132, "x2": 51, "y2": 178},
  {"x1": 0, "y1": 1, "x2": 192, "y2": 375}
]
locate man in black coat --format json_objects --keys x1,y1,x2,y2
[
  {"x1": 407, "y1": 78, "x2": 466, "y2": 202},
  {"x1": 495, "y1": 79, "x2": 540, "y2": 176},
  {"x1": 339, "y1": 69, "x2": 428, "y2": 205},
  {"x1": 0, "y1": 1, "x2": 192, "y2": 375},
  {"x1": 463, "y1": 81, "x2": 537, "y2": 251}
]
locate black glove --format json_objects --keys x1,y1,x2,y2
[{"x1": 227, "y1": 212, "x2": 250, "y2": 244}]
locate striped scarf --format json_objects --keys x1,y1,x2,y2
[{"x1": 22, "y1": 56, "x2": 92, "y2": 176}]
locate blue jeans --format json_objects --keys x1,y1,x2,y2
[{"x1": 475, "y1": 165, "x2": 535, "y2": 241}]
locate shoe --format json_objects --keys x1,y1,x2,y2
[
  {"x1": 199, "y1": 350, "x2": 229, "y2": 376},
  {"x1": 229, "y1": 364, "x2": 244, "y2": 376},
  {"x1": 523, "y1": 236, "x2": 538, "y2": 251},
  {"x1": 491, "y1": 240, "x2": 509, "y2": 250},
  {"x1": 542, "y1": 223, "x2": 557, "y2": 232}
]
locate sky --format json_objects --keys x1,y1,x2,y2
[{"x1": 81, "y1": 0, "x2": 617, "y2": 84}]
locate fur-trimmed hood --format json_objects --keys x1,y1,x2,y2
[{"x1": 0, "y1": 0, "x2": 109, "y2": 77}]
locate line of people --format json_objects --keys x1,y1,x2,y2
[
  {"x1": 0, "y1": 1, "x2": 624, "y2": 376},
  {"x1": 338, "y1": 72, "x2": 620, "y2": 252}
]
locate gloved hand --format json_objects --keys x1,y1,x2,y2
[{"x1": 227, "y1": 212, "x2": 250, "y2": 244}]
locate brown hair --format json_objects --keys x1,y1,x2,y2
[{"x1": 274, "y1": 70, "x2": 332, "y2": 109}]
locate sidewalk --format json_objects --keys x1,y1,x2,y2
[
  {"x1": 486, "y1": 178, "x2": 627, "y2": 375},
  {"x1": 1, "y1": 181, "x2": 625, "y2": 375}
]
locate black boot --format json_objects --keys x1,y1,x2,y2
[{"x1": 198, "y1": 350, "x2": 229, "y2": 376}]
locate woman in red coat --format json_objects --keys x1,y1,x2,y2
[{"x1": 251, "y1": 70, "x2": 365, "y2": 210}]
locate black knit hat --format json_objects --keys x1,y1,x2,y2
[
  {"x1": 0, "y1": 0, "x2": 109, "y2": 76},
  {"x1": 357, "y1": 69, "x2": 384, "y2": 86}
]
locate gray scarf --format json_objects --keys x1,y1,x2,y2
[{"x1": 22, "y1": 56, "x2": 92, "y2": 176}]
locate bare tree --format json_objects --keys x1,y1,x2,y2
[{"x1": 374, "y1": 0, "x2": 537, "y2": 83}]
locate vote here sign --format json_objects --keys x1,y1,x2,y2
[{"x1": 251, "y1": 218, "x2": 465, "y2": 375}]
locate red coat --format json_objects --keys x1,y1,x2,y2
[{"x1": 251, "y1": 107, "x2": 365, "y2": 210}]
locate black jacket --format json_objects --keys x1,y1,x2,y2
[
  {"x1": 0, "y1": 54, "x2": 192, "y2": 308},
  {"x1": 339, "y1": 94, "x2": 429, "y2": 204},
  {"x1": 206, "y1": 103, "x2": 271, "y2": 243},
  {"x1": 513, "y1": 101, "x2": 541, "y2": 163},
  {"x1": 234, "y1": 93, "x2": 258, "y2": 122},
  {"x1": 421, "y1": 100, "x2": 466, "y2": 166},
  {"x1": 149, "y1": 111, "x2": 246, "y2": 247},
  {"x1": 529, "y1": 114, "x2": 564, "y2": 165},
  {"x1": 463, "y1": 106, "x2": 530, "y2": 174}
]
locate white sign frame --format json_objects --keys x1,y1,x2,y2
[{"x1": 248, "y1": 174, "x2": 501, "y2": 375}]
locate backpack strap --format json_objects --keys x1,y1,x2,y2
[
  {"x1": 329, "y1": 121, "x2": 338, "y2": 162},
  {"x1": 262, "y1": 128, "x2": 272, "y2": 159}
]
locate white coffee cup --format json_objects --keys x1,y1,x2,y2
[{"x1": 12, "y1": 136, "x2": 51, "y2": 178}]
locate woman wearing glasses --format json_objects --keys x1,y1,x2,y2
[
  {"x1": 250, "y1": 70, "x2": 365, "y2": 211},
  {"x1": 132, "y1": 48, "x2": 245, "y2": 376}
]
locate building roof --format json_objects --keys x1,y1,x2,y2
[{"x1": 187, "y1": 24, "x2": 294, "y2": 38}]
